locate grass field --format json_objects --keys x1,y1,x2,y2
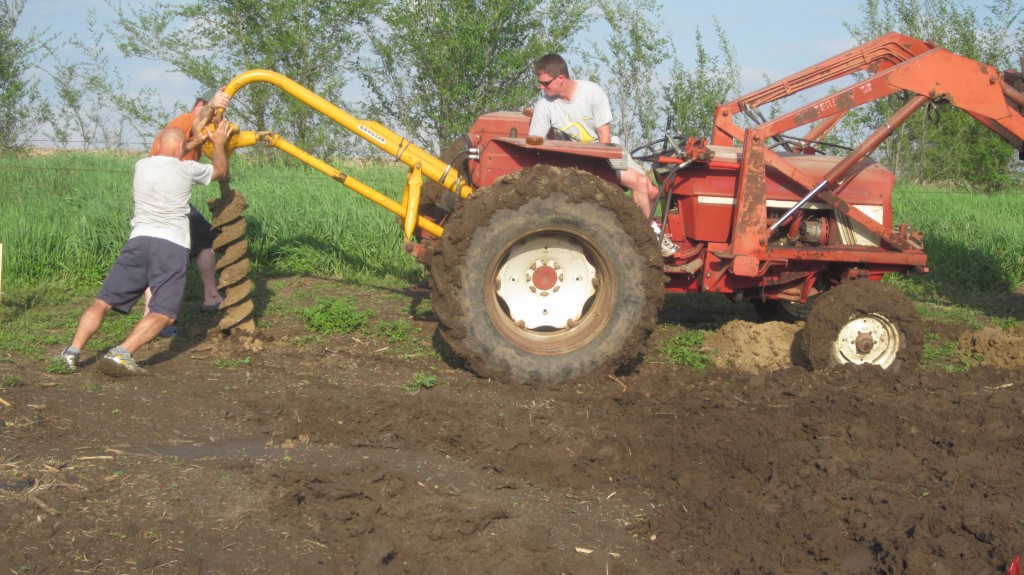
[
  {"x1": 3, "y1": 152, "x2": 1021, "y2": 296},
  {"x1": 0, "y1": 151, "x2": 423, "y2": 298},
  {"x1": 891, "y1": 183, "x2": 1024, "y2": 299},
  {"x1": 0, "y1": 151, "x2": 1021, "y2": 342}
]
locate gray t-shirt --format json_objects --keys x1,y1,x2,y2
[
  {"x1": 528, "y1": 79, "x2": 613, "y2": 142},
  {"x1": 129, "y1": 156, "x2": 213, "y2": 249}
]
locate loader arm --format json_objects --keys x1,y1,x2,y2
[
  {"x1": 216, "y1": 69, "x2": 475, "y2": 239},
  {"x1": 705, "y1": 31, "x2": 1024, "y2": 276}
]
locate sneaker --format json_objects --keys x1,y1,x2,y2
[
  {"x1": 660, "y1": 234, "x2": 680, "y2": 258},
  {"x1": 52, "y1": 350, "x2": 80, "y2": 373},
  {"x1": 159, "y1": 325, "x2": 179, "y2": 338},
  {"x1": 100, "y1": 349, "x2": 147, "y2": 377}
]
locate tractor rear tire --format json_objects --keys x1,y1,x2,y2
[
  {"x1": 801, "y1": 280, "x2": 922, "y2": 371},
  {"x1": 430, "y1": 165, "x2": 664, "y2": 386}
]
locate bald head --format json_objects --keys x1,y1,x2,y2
[{"x1": 154, "y1": 127, "x2": 186, "y2": 158}]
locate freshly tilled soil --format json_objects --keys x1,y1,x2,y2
[{"x1": 2, "y1": 278, "x2": 1023, "y2": 574}]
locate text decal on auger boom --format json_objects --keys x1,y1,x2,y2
[{"x1": 359, "y1": 125, "x2": 387, "y2": 146}]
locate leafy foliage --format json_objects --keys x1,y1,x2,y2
[
  {"x1": 578, "y1": 0, "x2": 672, "y2": 149},
  {"x1": 358, "y1": 0, "x2": 592, "y2": 148},
  {"x1": 111, "y1": 0, "x2": 380, "y2": 158},
  {"x1": 16, "y1": 0, "x2": 1024, "y2": 190},
  {"x1": 0, "y1": 0, "x2": 43, "y2": 148},
  {"x1": 843, "y1": 0, "x2": 1024, "y2": 190},
  {"x1": 38, "y1": 9, "x2": 164, "y2": 149},
  {"x1": 661, "y1": 19, "x2": 741, "y2": 139}
]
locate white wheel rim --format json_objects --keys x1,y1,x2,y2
[
  {"x1": 495, "y1": 235, "x2": 597, "y2": 330},
  {"x1": 831, "y1": 314, "x2": 901, "y2": 368}
]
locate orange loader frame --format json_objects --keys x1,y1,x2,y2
[{"x1": 681, "y1": 32, "x2": 1024, "y2": 284}]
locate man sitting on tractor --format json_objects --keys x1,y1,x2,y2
[{"x1": 528, "y1": 53, "x2": 679, "y2": 257}]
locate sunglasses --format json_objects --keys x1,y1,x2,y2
[{"x1": 538, "y1": 76, "x2": 559, "y2": 88}]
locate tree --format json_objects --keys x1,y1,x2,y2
[
  {"x1": 0, "y1": 0, "x2": 43, "y2": 148},
  {"x1": 358, "y1": 0, "x2": 592, "y2": 149},
  {"x1": 577, "y1": 0, "x2": 672, "y2": 150},
  {"x1": 111, "y1": 0, "x2": 381, "y2": 158},
  {"x1": 844, "y1": 0, "x2": 1024, "y2": 190},
  {"x1": 38, "y1": 10, "x2": 164, "y2": 150},
  {"x1": 661, "y1": 19, "x2": 741, "y2": 139}
]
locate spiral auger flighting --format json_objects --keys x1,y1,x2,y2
[{"x1": 209, "y1": 180, "x2": 255, "y2": 334}]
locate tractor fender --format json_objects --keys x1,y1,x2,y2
[{"x1": 474, "y1": 137, "x2": 623, "y2": 188}]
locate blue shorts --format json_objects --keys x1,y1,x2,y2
[{"x1": 97, "y1": 236, "x2": 189, "y2": 319}]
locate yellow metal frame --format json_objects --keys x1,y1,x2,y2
[{"x1": 217, "y1": 69, "x2": 475, "y2": 239}]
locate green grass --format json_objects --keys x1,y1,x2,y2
[
  {"x1": 0, "y1": 151, "x2": 422, "y2": 298},
  {"x1": 2, "y1": 151, "x2": 1023, "y2": 364},
  {"x1": 213, "y1": 357, "x2": 252, "y2": 368},
  {"x1": 375, "y1": 319, "x2": 413, "y2": 343},
  {"x1": 891, "y1": 183, "x2": 1024, "y2": 300},
  {"x1": 660, "y1": 330, "x2": 713, "y2": 371},
  {"x1": 3, "y1": 152, "x2": 1019, "y2": 303},
  {"x1": 921, "y1": 332, "x2": 972, "y2": 372},
  {"x1": 402, "y1": 372, "x2": 437, "y2": 392},
  {"x1": 301, "y1": 297, "x2": 374, "y2": 335}
]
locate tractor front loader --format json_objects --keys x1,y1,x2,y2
[{"x1": 209, "y1": 32, "x2": 1024, "y2": 386}]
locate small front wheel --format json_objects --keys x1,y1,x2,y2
[{"x1": 801, "y1": 280, "x2": 922, "y2": 371}]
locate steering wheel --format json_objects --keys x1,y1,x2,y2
[{"x1": 630, "y1": 135, "x2": 687, "y2": 163}]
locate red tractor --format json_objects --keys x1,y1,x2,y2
[{"x1": 219, "y1": 33, "x2": 1024, "y2": 385}]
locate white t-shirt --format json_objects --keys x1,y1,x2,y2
[
  {"x1": 528, "y1": 79, "x2": 613, "y2": 143},
  {"x1": 129, "y1": 156, "x2": 213, "y2": 249}
]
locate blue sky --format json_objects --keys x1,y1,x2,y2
[
  {"x1": 20, "y1": 1, "x2": 195, "y2": 112},
  {"x1": 19, "y1": 1, "x2": 870, "y2": 97},
  {"x1": 16, "y1": 0, "x2": 997, "y2": 146}
]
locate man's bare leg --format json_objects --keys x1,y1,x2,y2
[
  {"x1": 119, "y1": 312, "x2": 174, "y2": 354},
  {"x1": 619, "y1": 168, "x2": 659, "y2": 219},
  {"x1": 195, "y1": 248, "x2": 223, "y2": 309},
  {"x1": 70, "y1": 299, "x2": 112, "y2": 351}
]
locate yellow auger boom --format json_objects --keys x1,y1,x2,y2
[{"x1": 218, "y1": 69, "x2": 474, "y2": 239}]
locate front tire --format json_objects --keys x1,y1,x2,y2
[
  {"x1": 430, "y1": 165, "x2": 664, "y2": 385},
  {"x1": 801, "y1": 280, "x2": 922, "y2": 371}
]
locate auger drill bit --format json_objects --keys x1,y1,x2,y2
[{"x1": 209, "y1": 179, "x2": 255, "y2": 334}]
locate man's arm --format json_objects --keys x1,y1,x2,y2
[
  {"x1": 183, "y1": 90, "x2": 233, "y2": 159},
  {"x1": 181, "y1": 131, "x2": 209, "y2": 159},
  {"x1": 192, "y1": 90, "x2": 232, "y2": 132},
  {"x1": 207, "y1": 120, "x2": 232, "y2": 181},
  {"x1": 587, "y1": 81, "x2": 614, "y2": 144},
  {"x1": 528, "y1": 100, "x2": 551, "y2": 138}
]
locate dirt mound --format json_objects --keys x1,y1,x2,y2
[
  {"x1": 704, "y1": 319, "x2": 803, "y2": 373},
  {"x1": 959, "y1": 324, "x2": 1024, "y2": 368}
]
